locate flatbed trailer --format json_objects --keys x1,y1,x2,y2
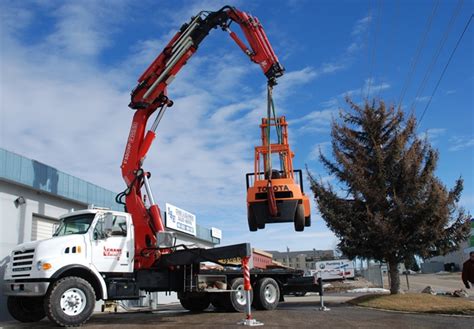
[{"x1": 139, "y1": 243, "x2": 320, "y2": 313}]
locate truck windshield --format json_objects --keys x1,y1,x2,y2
[{"x1": 53, "y1": 214, "x2": 95, "y2": 236}]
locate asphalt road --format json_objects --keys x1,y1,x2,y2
[
  {"x1": 389, "y1": 272, "x2": 468, "y2": 293},
  {"x1": 1, "y1": 296, "x2": 473, "y2": 329}
]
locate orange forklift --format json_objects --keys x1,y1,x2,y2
[{"x1": 246, "y1": 104, "x2": 311, "y2": 232}]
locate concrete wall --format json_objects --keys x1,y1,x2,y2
[{"x1": 0, "y1": 179, "x2": 87, "y2": 321}]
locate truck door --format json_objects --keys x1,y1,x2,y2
[{"x1": 91, "y1": 214, "x2": 133, "y2": 273}]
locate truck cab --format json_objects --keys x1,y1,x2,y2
[{"x1": 3, "y1": 209, "x2": 135, "y2": 326}]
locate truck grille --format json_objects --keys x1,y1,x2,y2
[{"x1": 11, "y1": 249, "x2": 35, "y2": 278}]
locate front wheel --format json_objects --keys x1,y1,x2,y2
[
  {"x1": 44, "y1": 276, "x2": 96, "y2": 327},
  {"x1": 7, "y1": 296, "x2": 45, "y2": 323}
]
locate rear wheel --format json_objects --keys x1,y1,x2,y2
[
  {"x1": 253, "y1": 278, "x2": 280, "y2": 310},
  {"x1": 304, "y1": 215, "x2": 311, "y2": 227},
  {"x1": 179, "y1": 293, "x2": 210, "y2": 312},
  {"x1": 7, "y1": 296, "x2": 45, "y2": 323},
  {"x1": 221, "y1": 278, "x2": 253, "y2": 312},
  {"x1": 248, "y1": 208, "x2": 258, "y2": 231},
  {"x1": 294, "y1": 204, "x2": 305, "y2": 231},
  {"x1": 44, "y1": 276, "x2": 96, "y2": 327}
]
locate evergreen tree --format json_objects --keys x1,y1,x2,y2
[{"x1": 308, "y1": 98, "x2": 470, "y2": 294}]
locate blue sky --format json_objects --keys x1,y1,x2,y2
[{"x1": 1, "y1": 0, "x2": 472, "y2": 253}]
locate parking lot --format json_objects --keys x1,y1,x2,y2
[{"x1": 1, "y1": 293, "x2": 473, "y2": 329}]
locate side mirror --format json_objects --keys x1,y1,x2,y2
[{"x1": 103, "y1": 212, "x2": 115, "y2": 238}]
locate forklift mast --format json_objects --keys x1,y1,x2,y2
[{"x1": 254, "y1": 116, "x2": 294, "y2": 182}]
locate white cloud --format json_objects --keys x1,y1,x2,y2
[
  {"x1": 309, "y1": 142, "x2": 331, "y2": 161},
  {"x1": 418, "y1": 128, "x2": 446, "y2": 142},
  {"x1": 291, "y1": 108, "x2": 336, "y2": 135},
  {"x1": 346, "y1": 42, "x2": 362, "y2": 53},
  {"x1": 460, "y1": 194, "x2": 474, "y2": 208},
  {"x1": 0, "y1": 3, "x2": 33, "y2": 36},
  {"x1": 320, "y1": 98, "x2": 338, "y2": 108},
  {"x1": 163, "y1": 0, "x2": 242, "y2": 26},
  {"x1": 351, "y1": 15, "x2": 372, "y2": 36},
  {"x1": 340, "y1": 78, "x2": 391, "y2": 98},
  {"x1": 415, "y1": 96, "x2": 430, "y2": 102},
  {"x1": 43, "y1": 1, "x2": 128, "y2": 58},
  {"x1": 449, "y1": 136, "x2": 474, "y2": 152},
  {"x1": 319, "y1": 62, "x2": 345, "y2": 75}
]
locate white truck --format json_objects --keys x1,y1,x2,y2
[{"x1": 4, "y1": 208, "x2": 319, "y2": 326}]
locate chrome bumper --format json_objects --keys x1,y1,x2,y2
[{"x1": 3, "y1": 281, "x2": 49, "y2": 296}]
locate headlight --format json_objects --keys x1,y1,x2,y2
[{"x1": 36, "y1": 261, "x2": 52, "y2": 271}]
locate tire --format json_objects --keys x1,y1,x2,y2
[
  {"x1": 248, "y1": 208, "x2": 258, "y2": 232},
  {"x1": 222, "y1": 278, "x2": 253, "y2": 312},
  {"x1": 179, "y1": 293, "x2": 210, "y2": 312},
  {"x1": 7, "y1": 296, "x2": 45, "y2": 323},
  {"x1": 294, "y1": 204, "x2": 305, "y2": 232},
  {"x1": 253, "y1": 278, "x2": 280, "y2": 310},
  {"x1": 44, "y1": 276, "x2": 96, "y2": 327},
  {"x1": 304, "y1": 215, "x2": 311, "y2": 227}
]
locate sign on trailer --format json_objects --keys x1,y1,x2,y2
[{"x1": 165, "y1": 203, "x2": 196, "y2": 236}]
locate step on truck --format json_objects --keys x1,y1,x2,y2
[{"x1": 4, "y1": 209, "x2": 319, "y2": 326}]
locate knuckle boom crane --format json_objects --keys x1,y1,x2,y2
[{"x1": 119, "y1": 6, "x2": 285, "y2": 269}]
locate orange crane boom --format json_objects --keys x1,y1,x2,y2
[{"x1": 117, "y1": 6, "x2": 284, "y2": 269}]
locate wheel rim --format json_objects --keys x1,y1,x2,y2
[
  {"x1": 264, "y1": 284, "x2": 277, "y2": 304},
  {"x1": 234, "y1": 285, "x2": 247, "y2": 306},
  {"x1": 60, "y1": 288, "x2": 87, "y2": 316}
]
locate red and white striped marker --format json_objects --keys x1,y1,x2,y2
[{"x1": 238, "y1": 256, "x2": 263, "y2": 326}]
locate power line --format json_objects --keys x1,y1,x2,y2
[
  {"x1": 377, "y1": 0, "x2": 400, "y2": 100},
  {"x1": 410, "y1": 0, "x2": 464, "y2": 113},
  {"x1": 366, "y1": 0, "x2": 383, "y2": 99},
  {"x1": 397, "y1": 0, "x2": 440, "y2": 108},
  {"x1": 359, "y1": 0, "x2": 373, "y2": 99},
  {"x1": 418, "y1": 14, "x2": 473, "y2": 126}
]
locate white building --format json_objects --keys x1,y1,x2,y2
[
  {"x1": 0, "y1": 148, "x2": 220, "y2": 320},
  {"x1": 268, "y1": 249, "x2": 335, "y2": 271}
]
